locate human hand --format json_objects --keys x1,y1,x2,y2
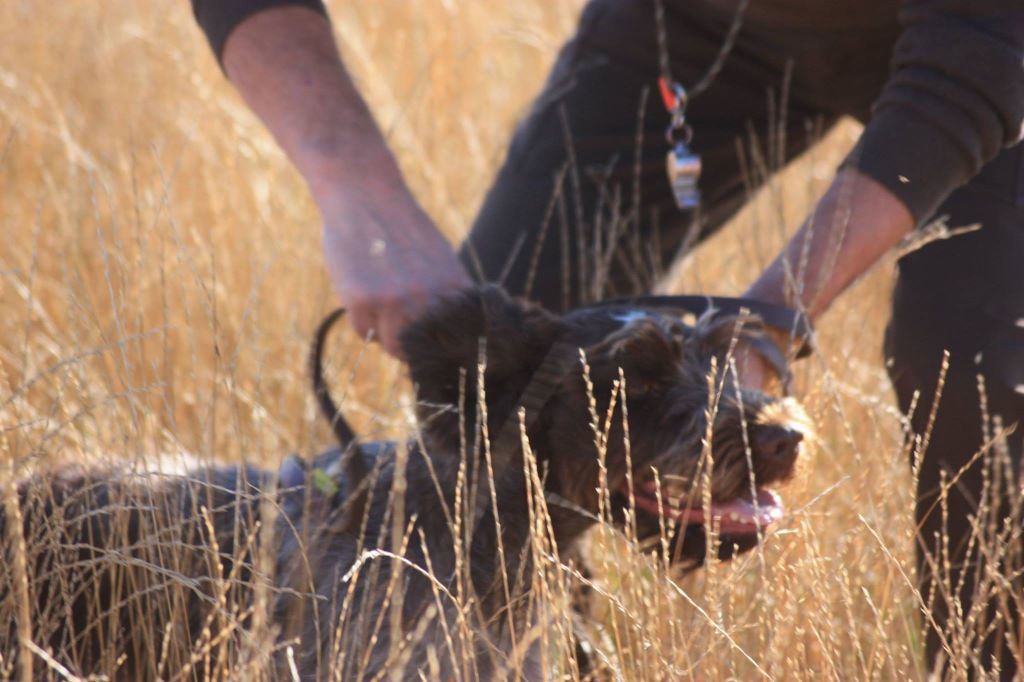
[
  {"x1": 321, "y1": 196, "x2": 471, "y2": 359},
  {"x1": 733, "y1": 339, "x2": 772, "y2": 391},
  {"x1": 731, "y1": 324, "x2": 796, "y2": 393}
]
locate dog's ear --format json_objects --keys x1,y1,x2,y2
[
  {"x1": 399, "y1": 285, "x2": 565, "y2": 451},
  {"x1": 588, "y1": 316, "x2": 684, "y2": 384},
  {"x1": 695, "y1": 312, "x2": 766, "y2": 357}
]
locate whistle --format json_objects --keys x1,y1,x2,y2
[{"x1": 667, "y1": 142, "x2": 702, "y2": 210}]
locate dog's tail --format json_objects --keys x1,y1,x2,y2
[{"x1": 310, "y1": 308, "x2": 358, "y2": 449}]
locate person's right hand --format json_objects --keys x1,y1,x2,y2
[{"x1": 320, "y1": 191, "x2": 471, "y2": 359}]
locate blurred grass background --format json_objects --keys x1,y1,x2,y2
[{"x1": 1, "y1": 1, "x2": 927, "y2": 678}]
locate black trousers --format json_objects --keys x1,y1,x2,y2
[{"x1": 459, "y1": 1, "x2": 1024, "y2": 677}]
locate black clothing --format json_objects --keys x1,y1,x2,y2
[
  {"x1": 885, "y1": 153, "x2": 1024, "y2": 677},
  {"x1": 192, "y1": 0, "x2": 1024, "y2": 229},
  {"x1": 191, "y1": 0, "x2": 325, "y2": 63}
]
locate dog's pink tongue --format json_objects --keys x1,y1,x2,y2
[
  {"x1": 705, "y1": 489, "x2": 783, "y2": 534},
  {"x1": 632, "y1": 484, "x2": 783, "y2": 535}
]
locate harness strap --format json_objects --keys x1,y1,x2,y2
[{"x1": 489, "y1": 340, "x2": 581, "y2": 462}]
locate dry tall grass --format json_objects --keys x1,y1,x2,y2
[{"x1": 1, "y1": 1, "x2": 1019, "y2": 680}]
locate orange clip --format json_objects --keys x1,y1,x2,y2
[{"x1": 658, "y1": 76, "x2": 676, "y2": 111}]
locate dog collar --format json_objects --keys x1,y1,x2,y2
[
  {"x1": 577, "y1": 295, "x2": 813, "y2": 395},
  {"x1": 582, "y1": 295, "x2": 813, "y2": 359}
]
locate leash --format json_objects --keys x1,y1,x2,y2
[{"x1": 654, "y1": 0, "x2": 750, "y2": 210}]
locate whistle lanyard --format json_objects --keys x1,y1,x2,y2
[{"x1": 653, "y1": 0, "x2": 750, "y2": 211}]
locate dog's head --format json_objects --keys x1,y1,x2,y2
[{"x1": 400, "y1": 285, "x2": 809, "y2": 565}]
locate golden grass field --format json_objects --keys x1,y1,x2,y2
[{"x1": 1, "y1": 1, "x2": 1015, "y2": 680}]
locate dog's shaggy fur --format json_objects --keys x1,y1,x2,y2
[{"x1": 0, "y1": 285, "x2": 808, "y2": 680}]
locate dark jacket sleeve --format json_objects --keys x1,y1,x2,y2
[
  {"x1": 191, "y1": 0, "x2": 328, "y2": 64},
  {"x1": 846, "y1": 0, "x2": 1024, "y2": 226}
]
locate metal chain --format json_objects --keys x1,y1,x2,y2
[{"x1": 653, "y1": 0, "x2": 750, "y2": 99}]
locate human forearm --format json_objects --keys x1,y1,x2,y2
[
  {"x1": 745, "y1": 168, "x2": 914, "y2": 321},
  {"x1": 215, "y1": 6, "x2": 469, "y2": 356},
  {"x1": 221, "y1": 6, "x2": 413, "y2": 210},
  {"x1": 844, "y1": 0, "x2": 1023, "y2": 224}
]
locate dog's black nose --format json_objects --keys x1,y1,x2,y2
[{"x1": 753, "y1": 424, "x2": 803, "y2": 464}]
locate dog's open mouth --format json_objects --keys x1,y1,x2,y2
[{"x1": 628, "y1": 481, "x2": 783, "y2": 536}]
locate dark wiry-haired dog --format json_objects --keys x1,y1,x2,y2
[{"x1": 0, "y1": 285, "x2": 808, "y2": 679}]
